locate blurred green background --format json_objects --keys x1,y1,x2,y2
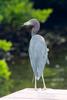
[{"x1": 0, "y1": 0, "x2": 67, "y2": 97}]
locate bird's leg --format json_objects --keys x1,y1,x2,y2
[
  {"x1": 42, "y1": 73, "x2": 46, "y2": 89},
  {"x1": 35, "y1": 76, "x2": 37, "y2": 89}
]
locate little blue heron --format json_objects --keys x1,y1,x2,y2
[{"x1": 23, "y1": 19, "x2": 49, "y2": 89}]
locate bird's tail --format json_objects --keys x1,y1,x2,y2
[{"x1": 47, "y1": 58, "x2": 50, "y2": 64}]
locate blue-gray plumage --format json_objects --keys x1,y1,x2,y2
[
  {"x1": 23, "y1": 19, "x2": 49, "y2": 89},
  {"x1": 29, "y1": 35, "x2": 49, "y2": 80}
]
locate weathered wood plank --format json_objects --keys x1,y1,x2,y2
[{"x1": 0, "y1": 88, "x2": 67, "y2": 100}]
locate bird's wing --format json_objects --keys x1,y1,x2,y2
[{"x1": 29, "y1": 35, "x2": 49, "y2": 80}]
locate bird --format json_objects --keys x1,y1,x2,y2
[{"x1": 22, "y1": 19, "x2": 49, "y2": 89}]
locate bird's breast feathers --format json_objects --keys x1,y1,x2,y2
[
  {"x1": 29, "y1": 34, "x2": 49, "y2": 80},
  {"x1": 29, "y1": 34, "x2": 49, "y2": 66},
  {"x1": 29, "y1": 35, "x2": 48, "y2": 55}
]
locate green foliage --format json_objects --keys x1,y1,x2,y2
[
  {"x1": 32, "y1": 9, "x2": 53, "y2": 22},
  {"x1": 0, "y1": 40, "x2": 12, "y2": 97},
  {"x1": 0, "y1": 40, "x2": 12, "y2": 52},
  {"x1": 0, "y1": 39, "x2": 12, "y2": 90},
  {"x1": 0, "y1": 39, "x2": 12, "y2": 80},
  {"x1": 0, "y1": 79, "x2": 13, "y2": 97},
  {"x1": 0, "y1": 15, "x2": 3, "y2": 22},
  {"x1": 0, "y1": 0, "x2": 53, "y2": 26},
  {"x1": 0, "y1": 60, "x2": 11, "y2": 80}
]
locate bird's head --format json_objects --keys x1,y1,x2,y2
[{"x1": 22, "y1": 19, "x2": 40, "y2": 36}]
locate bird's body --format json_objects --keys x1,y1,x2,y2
[
  {"x1": 29, "y1": 34, "x2": 49, "y2": 80},
  {"x1": 22, "y1": 19, "x2": 49, "y2": 88}
]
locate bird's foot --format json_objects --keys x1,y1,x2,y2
[
  {"x1": 43, "y1": 86, "x2": 47, "y2": 90},
  {"x1": 34, "y1": 87, "x2": 38, "y2": 91}
]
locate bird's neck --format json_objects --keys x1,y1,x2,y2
[{"x1": 31, "y1": 32, "x2": 36, "y2": 37}]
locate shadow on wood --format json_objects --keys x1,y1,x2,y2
[{"x1": 0, "y1": 88, "x2": 67, "y2": 100}]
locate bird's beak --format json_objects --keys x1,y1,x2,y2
[
  {"x1": 20, "y1": 24, "x2": 34, "y2": 33},
  {"x1": 22, "y1": 24, "x2": 33, "y2": 30}
]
